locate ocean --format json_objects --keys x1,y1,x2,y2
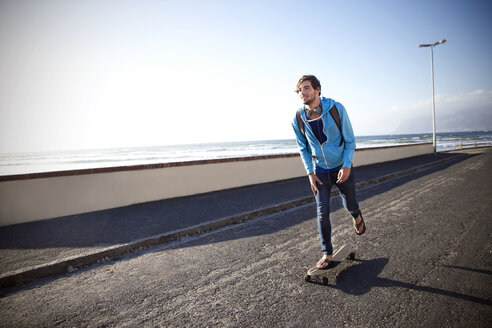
[{"x1": 1, "y1": 131, "x2": 491, "y2": 176}]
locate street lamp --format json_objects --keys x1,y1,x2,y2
[{"x1": 418, "y1": 39, "x2": 446, "y2": 155}]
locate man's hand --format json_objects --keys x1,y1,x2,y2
[
  {"x1": 308, "y1": 173, "x2": 323, "y2": 195},
  {"x1": 336, "y1": 167, "x2": 351, "y2": 184}
]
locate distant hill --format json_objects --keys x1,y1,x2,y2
[{"x1": 393, "y1": 106, "x2": 492, "y2": 134}]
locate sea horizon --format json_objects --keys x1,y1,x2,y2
[{"x1": 1, "y1": 131, "x2": 491, "y2": 176}]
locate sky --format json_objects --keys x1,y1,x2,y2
[{"x1": 1, "y1": 0, "x2": 491, "y2": 153}]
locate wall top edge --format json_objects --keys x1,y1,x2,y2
[{"x1": 0, "y1": 143, "x2": 432, "y2": 181}]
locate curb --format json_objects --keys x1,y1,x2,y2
[{"x1": 0, "y1": 153, "x2": 463, "y2": 289}]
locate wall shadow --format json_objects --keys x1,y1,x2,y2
[{"x1": 0, "y1": 153, "x2": 475, "y2": 251}]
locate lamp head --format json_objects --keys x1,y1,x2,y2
[{"x1": 419, "y1": 39, "x2": 446, "y2": 48}]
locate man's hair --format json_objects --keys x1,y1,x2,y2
[{"x1": 296, "y1": 75, "x2": 321, "y2": 94}]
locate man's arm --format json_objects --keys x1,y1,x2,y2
[
  {"x1": 337, "y1": 102, "x2": 356, "y2": 169},
  {"x1": 292, "y1": 116, "x2": 314, "y2": 175}
]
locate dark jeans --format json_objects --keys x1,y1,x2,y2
[{"x1": 315, "y1": 168, "x2": 360, "y2": 255}]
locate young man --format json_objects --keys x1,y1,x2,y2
[{"x1": 292, "y1": 75, "x2": 366, "y2": 269}]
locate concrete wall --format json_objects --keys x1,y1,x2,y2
[
  {"x1": 0, "y1": 143, "x2": 432, "y2": 226},
  {"x1": 352, "y1": 142, "x2": 432, "y2": 167}
]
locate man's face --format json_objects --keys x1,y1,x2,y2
[{"x1": 298, "y1": 80, "x2": 320, "y2": 106}]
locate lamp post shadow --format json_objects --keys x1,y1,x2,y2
[{"x1": 327, "y1": 258, "x2": 492, "y2": 306}]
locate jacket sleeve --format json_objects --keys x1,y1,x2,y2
[
  {"x1": 292, "y1": 115, "x2": 314, "y2": 174},
  {"x1": 337, "y1": 103, "x2": 356, "y2": 168}
]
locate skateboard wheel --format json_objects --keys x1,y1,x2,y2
[
  {"x1": 304, "y1": 275, "x2": 311, "y2": 282},
  {"x1": 321, "y1": 277, "x2": 328, "y2": 285},
  {"x1": 348, "y1": 252, "x2": 356, "y2": 260}
]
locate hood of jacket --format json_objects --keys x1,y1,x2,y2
[{"x1": 300, "y1": 97, "x2": 336, "y2": 121}]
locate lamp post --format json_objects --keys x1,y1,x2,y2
[{"x1": 418, "y1": 39, "x2": 446, "y2": 155}]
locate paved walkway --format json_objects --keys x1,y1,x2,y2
[
  {"x1": 2, "y1": 147, "x2": 491, "y2": 327},
  {"x1": 0, "y1": 148, "x2": 485, "y2": 288}
]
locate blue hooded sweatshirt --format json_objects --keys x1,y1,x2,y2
[{"x1": 292, "y1": 97, "x2": 356, "y2": 175}]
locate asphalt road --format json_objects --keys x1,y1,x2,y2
[{"x1": 1, "y1": 148, "x2": 491, "y2": 327}]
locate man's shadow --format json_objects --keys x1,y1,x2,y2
[{"x1": 328, "y1": 258, "x2": 492, "y2": 306}]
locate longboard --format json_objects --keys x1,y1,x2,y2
[{"x1": 304, "y1": 244, "x2": 355, "y2": 285}]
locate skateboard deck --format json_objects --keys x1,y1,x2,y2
[{"x1": 304, "y1": 244, "x2": 355, "y2": 285}]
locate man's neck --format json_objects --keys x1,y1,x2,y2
[{"x1": 305, "y1": 97, "x2": 321, "y2": 111}]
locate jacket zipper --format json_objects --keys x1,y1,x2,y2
[{"x1": 303, "y1": 113, "x2": 329, "y2": 170}]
